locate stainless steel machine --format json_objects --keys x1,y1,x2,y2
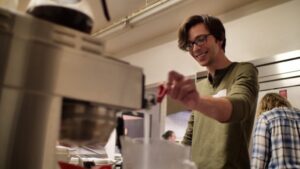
[{"x1": 0, "y1": 8, "x2": 144, "y2": 169}]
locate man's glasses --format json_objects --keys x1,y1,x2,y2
[{"x1": 184, "y1": 34, "x2": 211, "y2": 51}]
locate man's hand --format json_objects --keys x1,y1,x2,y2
[
  {"x1": 166, "y1": 70, "x2": 232, "y2": 123},
  {"x1": 166, "y1": 71, "x2": 200, "y2": 110}
]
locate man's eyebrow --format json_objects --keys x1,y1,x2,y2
[{"x1": 189, "y1": 34, "x2": 207, "y2": 42}]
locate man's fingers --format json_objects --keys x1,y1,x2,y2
[
  {"x1": 167, "y1": 75, "x2": 196, "y2": 101},
  {"x1": 167, "y1": 71, "x2": 184, "y2": 93},
  {"x1": 168, "y1": 81, "x2": 182, "y2": 99},
  {"x1": 177, "y1": 79, "x2": 196, "y2": 100},
  {"x1": 167, "y1": 71, "x2": 184, "y2": 85},
  {"x1": 166, "y1": 71, "x2": 184, "y2": 99}
]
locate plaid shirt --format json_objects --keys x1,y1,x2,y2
[{"x1": 251, "y1": 107, "x2": 300, "y2": 169}]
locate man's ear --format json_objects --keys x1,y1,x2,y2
[{"x1": 217, "y1": 40, "x2": 223, "y2": 48}]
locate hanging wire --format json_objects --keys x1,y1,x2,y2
[{"x1": 100, "y1": 0, "x2": 110, "y2": 21}]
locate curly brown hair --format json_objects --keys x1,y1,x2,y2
[
  {"x1": 178, "y1": 15, "x2": 226, "y2": 51},
  {"x1": 257, "y1": 93, "x2": 292, "y2": 116}
]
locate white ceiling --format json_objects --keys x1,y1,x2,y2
[
  {"x1": 18, "y1": 0, "x2": 286, "y2": 58},
  {"x1": 17, "y1": 0, "x2": 161, "y2": 30},
  {"x1": 93, "y1": 0, "x2": 258, "y2": 57}
]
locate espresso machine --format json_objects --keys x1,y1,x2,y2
[{"x1": 0, "y1": 7, "x2": 145, "y2": 169}]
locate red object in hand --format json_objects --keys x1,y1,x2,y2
[
  {"x1": 91, "y1": 165, "x2": 112, "y2": 169},
  {"x1": 157, "y1": 84, "x2": 168, "y2": 103},
  {"x1": 58, "y1": 162, "x2": 112, "y2": 169},
  {"x1": 98, "y1": 165, "x2": 112, "y2": 169},
  {"x1": 58, "y1": 162, "x2": 85, "y2": 169}
]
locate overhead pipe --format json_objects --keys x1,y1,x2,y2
[{"x1": 93, "y1": 0, "x2": 184, "y2": 39}]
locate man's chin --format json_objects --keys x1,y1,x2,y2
[{"x1": 198, "y1": 60, "x2": 208, "y2": 67}]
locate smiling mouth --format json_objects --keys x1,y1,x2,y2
[{"x1": 194, "y1": 51, "x2": 208, "y2": 60}]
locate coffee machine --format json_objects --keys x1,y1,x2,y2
[{"x1": 0, "y1": 7, "x2": 144, "y2": 169}]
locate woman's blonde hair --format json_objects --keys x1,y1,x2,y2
[{"x1": 257, "y1": 93, "x2": 292, "y2": 116}]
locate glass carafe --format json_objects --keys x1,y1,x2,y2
[{"x1": 27, "y1": 0, "x2": 94, "y2": 33}]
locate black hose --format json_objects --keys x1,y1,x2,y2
[{"x1": 101, "y1": 0, "x2": 111, "y2": 21}]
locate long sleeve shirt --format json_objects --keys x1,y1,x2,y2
[
  {"x1": 182, "y1": 62, "x2": 259, "y2": 169},
  {"x1": 251, "y1": 107, "x2": 300, "y2": 169}
]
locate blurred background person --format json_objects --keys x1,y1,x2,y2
[
  {"x1": 162, "y1": 130, "x2": 177, "y2": 142},
  {"x1": 251, "y1": 93, "x2": 300, "y2": 169}
]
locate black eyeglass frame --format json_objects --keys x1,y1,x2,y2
[{"x1": 184, "y1": 34, "x2": 212, "y2": 51}]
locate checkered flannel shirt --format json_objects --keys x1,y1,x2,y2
[{"x1": 251, "y1": 107, "x2": 300, "y2": 169}]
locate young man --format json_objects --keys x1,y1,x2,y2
[
  {"x1": 252, "y1": 93, "x2": 300, "y2": 169},
  {"x1": 166, "y1": 15, "x2": 259, "y2": 169}
]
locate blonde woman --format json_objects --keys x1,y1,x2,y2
[{"x1": 251, "y1": 93, "x2": 300, "y2": 169}]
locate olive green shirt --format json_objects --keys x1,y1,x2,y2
[{"x1": 182, "y1": 62, "x2": 259, "y2": 169}]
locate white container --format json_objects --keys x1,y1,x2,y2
[
  {"x1": 121, "y1": 137, "x2": 196, "y2": 169},
  {"x1": 56, "y1": 145, "x2": 73, "y2": 163}
]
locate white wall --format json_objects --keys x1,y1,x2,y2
[
  {"x1": 122, "y1": 0, "x2": 300, "y2": 85},
  {"x1": 225, "y1": 0, "x2": 300, "y2": 62}
]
